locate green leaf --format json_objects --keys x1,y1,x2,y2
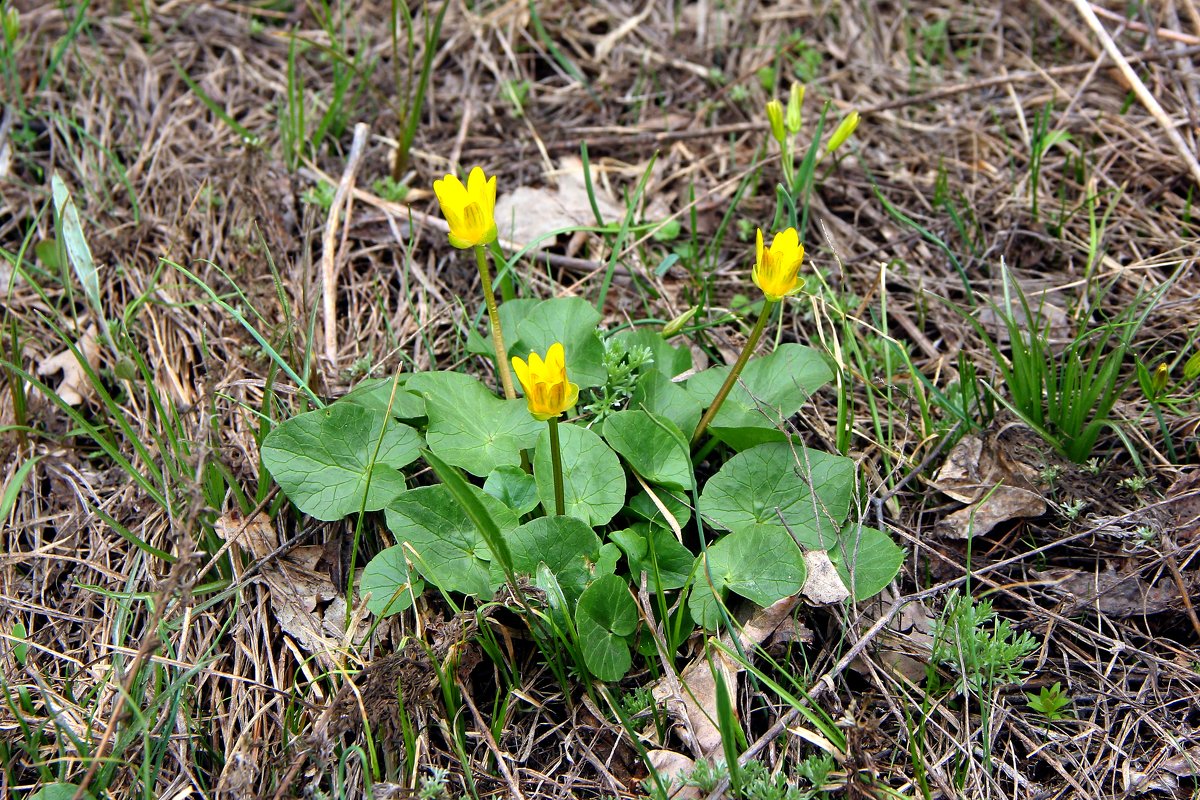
[
  {"x1": 360, "y1": 546, "x2": 425, "y2": 616},
  {"x1": 632, "y1": 370, "x2": 703, "y2": 437},
  {"x1": 1, "y1": 455, "x2": 41, "y2": 521},
  {"x1": 507, "y1": 515, "x2": 602, "y2": 602},
  {"x1": 466, "y1": 297, "x2": 540, "y2": 358},
  {"x1": 610, "y1": 525, "x2": 694, "y2": 591},
  {"x1": 340, "y1": 376, "x2": 426, "y2": 420},
  {"x1": 384, "y1": 485, "x2": 517, "y2": 597},
  {"x1": 408, "y1": 371, "x2": 542, "y2": 476},
  {"x1": 51, "y1": 174, "x2": 103, "y2": 329},
  {"x1": 423, "y1": 448, "x2": 518, "y2": 587},
  {"x1": 515, "y1": 297, "x2": 606, "y2": 388},
  {"x1": 828, "y1": 524, "x2": 904, "y2": 601},
  {"x1": 261, "y1": 403, "x2": 421, "y2": 521},
  {"x1": 483, "y1": 465, "x2": 540, "y2": 514},
  {"x1": 576, "y1": 574, "x2": 637, "y2": 681},
  {"x1": 699, "y1": 441, "x2": 854, "y2": 550},
  {"x1": 602, "y1": 410, "x2": 694, "y2": 491},
  {"x1": 625, "y1": 488, "x2": 692, "y2": 529},
  {"x1": 611, "y1": 328, "x2": 692, "y2": 377},
  {"x1": 534, "y1": 422, "x2": 626, "y2": 526},
  {"x1": 686, "y1": 343, "x2": 833, "y2": 448},
  {"x1": 30, "y1": 785, "x2": 97, "y2": 800},
  {"x1": 689, "y1": 527, "x2": 807, "y2": 629},
  {"x1": 11, "y1": 622, "x2": 28, "y2": 666}
]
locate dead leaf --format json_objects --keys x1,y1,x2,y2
[
  {"x1": 493, "y1": 156, "x2": 624, "y2": 250},
  {"x1": 801, "y1": 551, "x2": 851, "y2": 604},
  {"x1": 1160, "y1": 746, "x2": 1200, "y2": 776},
  {"x1": 37, "y1": 324, "x2": 100, "y2": 406},
  {"x1": 851, "y1": 587, "x2": 934, "y2": 684},
  {"x1": 1164, "y1": 469, "x2": 1200, "y2": 543},
  {"x1": 939, "y1": 486, "x2": 1046, "y2": 539},
  {"x1": 214, "y1": 512, "x2": 368, "y2": 669},
  {"x1": 1033, "y1": 566, "x2": 1180, "y2": 616},
  {"x1": 652, "y1": 596, "x2": 802, "y2": 758},
  {"x1": 932, "y1": 426, "x2": 1049, "y2": 538},
  {"x1": 645, "y1": 750, "x2": 699, "y2": 799}
]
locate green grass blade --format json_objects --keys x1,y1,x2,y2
[
  {"x1": 421, "y1": 448, "x2": 516, "y2": 588},
  {"x1": 171, "y1": 59, "x2": 261, "y2": 146},
  {"x1": 1, "y1": 454, "x2": 41, "y2": 520}
]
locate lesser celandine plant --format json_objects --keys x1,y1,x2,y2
[
  {"x1": 258, "y1": 144, "x2": 903, "y2": 684},
  {"x1": 433, "y1": 166, "x2": 515, "y2": 399},
  {"x1": 692, "y1": 227, "x2": 805, "y2": 445}
]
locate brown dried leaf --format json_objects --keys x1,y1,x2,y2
[
  {"x1": 653, "y1": 596, "x2": 801, "y2": 758},
  {"x1": 933, "y1": 427, "x2": 1048, "y2": 538},
  {"x1": 1165, "y1": 469, "x2": 1200, "y2": 543},
  {"x1": 36, "y1": 324, "x2": 100, "y2": 406},
  {"x1": 1033, "y1": 566, "x2": 1180, "y2": 616},
  {"x1": 801, "y1": 550, "x2": 851, "y2": 605},
  {"x1": 493, "y1": 156, "x2": 624, "y2": 250},
  {"x1": 851, "y1": 588, "x2": 934, "y2": 684},
  {"x1": 214, "y1": 512, "x2": 367, "y2": 668},
  {"x1": 939, "y1": 486, "x2": 1046, "y2": 539},
  {"x1": 645, "y1": 750, "x2": 699, "y2": 799}
]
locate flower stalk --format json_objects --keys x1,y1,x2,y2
[
  {"x1": 691, "y1": 299, "x2": 776, "y2": 446},
  {"x1": 547, "y1": 416, "x2": 565, "y2": 515},
  {"x1": 474, "y1": 244, "x2": 516, "y2": 400}
]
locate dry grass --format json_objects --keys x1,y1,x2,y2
[{"x1": 2, "y1": 1, "x2": 1200, "y2": 798}]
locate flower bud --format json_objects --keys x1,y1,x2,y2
[
  {"x1": 785, "y1": 82, "x2": 804, "y2": 134},
  {"x1": 765, "y1": 99, "x2": 786, "y2": 146},
  {"x1": 662, "y1": 306, "x2": 698, "y2": 337},
  {"x1": 826, "y1": 110, "x2": 860, "y2": 154}
]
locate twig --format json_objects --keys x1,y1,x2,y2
[
  {"x1": 1070, "y1": 0, "x2": 1200, "y2": 189},
  {"x1": 1089, "y1": 3, "x2": 1200, "y2": 45},
  {"x1": 321, "y1": 122, "x2": 370, "y2": 364},
  {"x1": 460, "y1": 681, "x2": 528, "y2": 800}
]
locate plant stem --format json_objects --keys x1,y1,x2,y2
[
  {"x1": 548, "y1": 416, "x2": 565, "y2": 515},
  {"x1": 474, "y1": 244, "x2": 516, "y2": 400},
  {"x1": 691, "y1": 299, "x2": 776, "y2": 447}
]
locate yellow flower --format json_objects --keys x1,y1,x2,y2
[
  {"x1": 433, "y1": 166, "x2": 498, "y2": 249},
  {"x1": 765, "y1": 99, "x2": 786, "y2": 145},
  {"x1": 511, "y1": 343, "x2": 579, "y2": 421},
  {"x1": 753, "y1": 228, "x2": 805, "y2": 301}
]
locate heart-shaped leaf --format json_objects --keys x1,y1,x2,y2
[
  {"x1": 632, "y1": 370, "x2": 703, "y2": 437},
  {"x1": 576, "y1": 574, "x2": 638, "y2": 681},
  {"x1": 483, "y1": 465, "x2": 541, "y2": 515},
  {"x1": 686, "y1": 343, "x2": 833, "y2": 448},
  {"x1": 408, "y1": 371, "x2": 541, "y2": 476},
  {"x1": 507, "y1": 515, "x2": 602, "y2": 602},
  {"x1": 340, "y1": 376, "x2": 426, "y2": 421},
  {"x1": 699, "y1": 441, "x2": 854, "y2": 550},
  {"x1": 515, "y1": 297, "x2": 606, "y2": 388},
  {"x1": 384, "y1": 484, "x2": 517, "y2": 597},
  {"x1": 829, "y1": 523, "x2": 904, "y2": 600},
  {"x1": 262, "y1": 402, "x2": 421, "y2": 521},
  {"x1": 361, "y1": 547, "x2": 425, "y2": 616},
  {"x1": 689, "y1": 527, "x2": 807, "y2": 629},
  {"x1": 534, "y1": 422, "x2": 626, "y2": 526},
  {"x1": 610, "y1": 525, "x2": 694, "y2": 592},
  {"x1": 602, "y1": 410, "x2": 694, "y2": 491}
]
